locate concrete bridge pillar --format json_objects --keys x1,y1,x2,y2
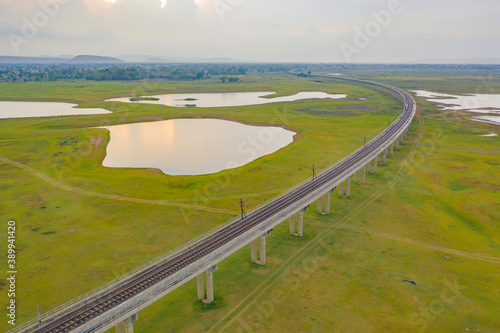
[
  {"x1": 206, "y1": 268, "x2": 215, "y2": 303},
  {"x1": 197, "y1": 273, "x2": 204, "y2": 300},
  {"x1": 357, "y1": 168, "x2": 363, "y2": 184},
  {"x1": 260, "y1": 234, "x2": 267, "y2": 265},
  {"x1": 251, "y1": 238, "x2": 258, "y2": 263},
  {"x1": 383, "y1": 149, "x2": 387, "y2": 165},
  {"x1": 325, "y1": 192, "x2": 331, "y2": 214},
  {"x1": 298, "y1": 210, "x2": 304, "y2": 237},
  {"x1": 291, "y1": 209, "x2": 306, "y2": 237},
  {"x1": 373, "y1": 158, "x2": 378, "y2": 174},
  {"x1": 395, "y1": 138, "x2": 399, "y2": 150},
  {"x1": 345, "y1": 177, "x2": 351, "y2": 197},
  {"x1": 355, "y1": 171, "x2": 359, "y2": 184},
  {"x1": 362, "y1": 165, "x2": 366, "y2": 184},
  {"x1": 389, "y1": 142, "x2": 394, "y2": 156},
  {"x1": 339, "y1": 181, "x2": 344, "y2": 196},
  {"x1": 318, "y1": 192, "x2": 331, "y2": 214},
  {"x1": 197, "y1": 265, "x2": 218, "y2": 303},
  {"x1": 116, "y1": 313, "x2": 138, "y2": 333},
  {"x1": 252, "y1": 232, "x2": 268, "y2": 265}
]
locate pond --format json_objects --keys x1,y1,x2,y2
[
  {"x1": 99, "y1": 118, "x2": 296, "y2": 175},
  {"x1": 106, "y1": 91, "x2": 347, "y2": 108},
  {"x1": 0, "y1": 101, "x2": 111, "y2": 119},
  {"x1": 412, "y1": 90, "x2": 500, "y2": 126}
]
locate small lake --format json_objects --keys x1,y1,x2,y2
[
  {"x1": 412, "y1": 90, "x2": 500, "y2": 126},
  {"x1": 0, "y1": 101, "x2": 111, "y2": 119},
  {"x1": 106, "y1": 91, "x2": 347, "y2": 108},
  {"x1": 100, "y1": 118, "x2": 296, "y2": 175}
]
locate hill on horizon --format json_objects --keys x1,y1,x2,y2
[
  {"x1": 69, "y1": 55, "x2": 124, "y2": 64},
  {"x1": 0, "y1": 54, "x2": 124, "y2": 64}
]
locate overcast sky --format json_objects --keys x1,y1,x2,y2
[{"x1": 1, "y1": 0, "x2": 499, "y2": 62}]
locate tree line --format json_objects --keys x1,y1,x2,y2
[{"x1": 1, "y1": 63, "x2": 498, "y2": 83}]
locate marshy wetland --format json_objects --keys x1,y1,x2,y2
[
  {"x1": 0, "y1": 73, "x2": 499, "y2": 332},
  {"x1": 106, "y1": 91, "x2": 347, "y2": 108}
]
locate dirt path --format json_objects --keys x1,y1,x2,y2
[
  {"x1": 405, "y1": 141, "x2": 500, "y2": 154},
  {"x1": 336, "y1": 224, "x2": 500, "y2": 264},
  {"x1": 0, "y1": 156, "x2": 238, "y2": 215}
]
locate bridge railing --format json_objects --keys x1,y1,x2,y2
[{"x1": 9, "y1": 76, "x2": 416, "y2": 333}]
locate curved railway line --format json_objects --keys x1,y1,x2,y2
[{"x1": 16, "y1": 76, "x2": 416, "y2": 333}]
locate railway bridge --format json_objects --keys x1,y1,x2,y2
[{"x1": 12, "y1": 76, "x2": 416, "y2": 333}]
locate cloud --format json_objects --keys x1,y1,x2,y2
[
  {"x1": 1, "y1": 0, "x2": 499, "y2": 61},
  {"x1": 84, "y1": 0, "x2": 118, "y2": 13},
  {"x1": 0, "y1": 0, "x2": 70, "y2": 14}
]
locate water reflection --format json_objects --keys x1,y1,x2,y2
[
  {"x1": 0, "y1": 101, "x2": 111, "y2": 119},
  {"x1": 106, "y1": 91, "x2": 347, "y2": 108},
  {"x1": 412, "y1": 90, "x2": 500, "y2": 126},
  {"x1": 100, "y1": 118, "x2": 296, "y2": 175}
]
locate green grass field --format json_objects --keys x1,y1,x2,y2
[{"x1": 0, "y1": 72, "x2": 498, "y2": 332}]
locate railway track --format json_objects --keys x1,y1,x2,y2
[{"x1": 19, "y1": 76, "x2": 416, "y2": 333}]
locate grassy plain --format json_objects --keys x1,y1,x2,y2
[
  {"x1": 124, "y1": 73, "x2": 500, "y2": 332},
  {"x1": 0, "y1": 74, "x2": 400, "y2": 330},
  {"x1": 131, "y1": 73, "x2": 500, "y2": 333},
  {"x1": 0, "y1": 72, "x2": 498, "y2": 332}
]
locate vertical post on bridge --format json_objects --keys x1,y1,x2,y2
[
  {"x1": 339, "y1": 181, "x2": 343, "y2": 196},
  {"x1": 196, "y1": 265, "x2": 218, "y2": 303},
  {"x1": 318, "y1": 192, "x2": 331, "y2": 215},
  {"x1": 325, "y1": 192, "x2": 331, "y2": 214},
  {"x1": 252, "y1": 231, "x2": 270, "y2": 265},
  {"x1": 206, "y1": 269, "x2": 215, "y2": 303},
  {"x1": 298, "y1": 210, "x2": 304, "y2": 237},
  {"x1": 197, "y1": 274, "x2": 204, "y2": 300},
  {"x1": 345, "y1": 177, "x2": 351, "y2": 198},
  {"x1": 260, "y1": 234, "x2": 267, "y2": 265},
  {"x1": 362, "y1": 165, "x2": 366, "y2": 184},
  {"x1": 383, "y1": 149, "x2": 387, "y2": 165},
  {"x1": 290, "y1": 209, "x2": 306, "y2": 236},
  {"x1": 240, "y1": 199, "x2": 246, "y2": 220},
  {"x1": 251, "y1": 239, "x2": 258, "y2": 263},
  {"x1": 251, "y1": 231, "x2": 269, "y2": 266},
  {"x1": 115, "y1": 313, "x2": 138, "y2": 333}
]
